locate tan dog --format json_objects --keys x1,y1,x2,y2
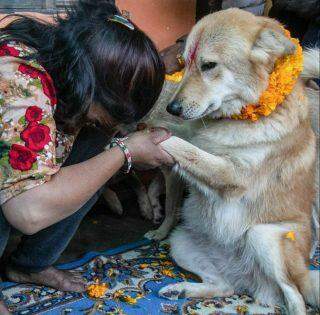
[{"x1": 143, "y1": 9, "x2": 319, "y2": 314}]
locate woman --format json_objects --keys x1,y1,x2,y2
[{"x1": 0, "y1": 1, "x2": 173, "y2": 312}]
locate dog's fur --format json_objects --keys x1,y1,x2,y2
[{"x1": 143, "y1": 9, "x2": 319, "y2": 314}]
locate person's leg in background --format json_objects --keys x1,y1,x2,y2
[
  {"x1": 5, "y1": 126, "x2": 111, "y2": 292},
  {"x1": 196, "y1": 0, "x2": 222, "y2": 21}
]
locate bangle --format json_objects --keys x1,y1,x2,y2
[{"x1": 110, "y1": 137, "x2": 132, "y2": 173}]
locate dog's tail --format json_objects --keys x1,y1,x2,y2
[{"x1": 301, "y1": 48, "x2": 320, "y2": 79}]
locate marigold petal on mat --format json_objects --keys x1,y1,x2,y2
[
  {"x1": 87, "y1": 283, "x2": 108, "y2": 298},
  {"x1": 236, "y1": 305, "x2": 249, "y2": 313},
  {"x1": 113, "y1": 290, "x2": 143, "y2": 305},
  {"x1": 160, "y1": 268, "x2": 175, "y2": 278},
  {"x1": 285, "y1": 231, "x2": 296, "y2": 241},
  {"x1": 139, "y1": 263, "x2": 149, "y2": 269}
]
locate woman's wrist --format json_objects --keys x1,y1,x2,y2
[
  {"x1": 107, "y1": 146, "x2": 126, "y2": 165},
  {"x1": 109, "y1": 138, "x2": 132, "y2": 173}
]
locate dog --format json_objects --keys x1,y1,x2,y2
[
  {"x1": 141, "y1": 8, "x2": 319, "y2": 314},
  {"x1": 102, "y1": 172, "x2": 155, "y2": 222}
]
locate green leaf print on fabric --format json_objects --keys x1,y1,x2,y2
[
  {"x1": 29, "y1": 78, "x2": 42, "y2": 89},
  {"x1": 18, "y1": 116, "x2": 27, "y2": 126},
  {"x1": 0, "y1": 141, "x2": 10, "y2": 159}
]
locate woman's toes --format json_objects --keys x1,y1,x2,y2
[
  {"x1": 0, "y1": 300, "x2": 10, "y2": 315},
  {"x1": 66, "y1": 271, "x2": 85, "y2": 280},
  {"x1": 54, "y1": 271, "x2": 87, "y2": 292},
  {"x1": 69, "y1": 280, "x2": 87, "y2": 292},
  {"x1": 60, "y1": 278, "x2": 86, "y2": 293}
]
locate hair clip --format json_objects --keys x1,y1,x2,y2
[{"x1": 107, "y1": 14, "x2": 135, "y2": 31}]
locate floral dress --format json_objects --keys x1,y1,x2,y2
[{"x1": 0, "y1": 41, "x2": 74, "y2": 205}]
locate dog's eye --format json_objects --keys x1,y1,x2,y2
[{"x1": 201, "y1": 62, "x2": 217, "y2": 72}]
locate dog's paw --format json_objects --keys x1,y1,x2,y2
[
  {"x1": 144, "y1": 229, "x2": 168, "y2": 241},
  {"x1": 152, "y1": 208, "x2": 163, "y2": 224},
  {"x1": 108, "y1": 204, "x2": 124, "y2": 216},
  {"x1": 159, "y1": 283, "x2": 186, "y2": 300},
  {"x1": 138, "y1": 195, "x2": 154, "y2": 221}
]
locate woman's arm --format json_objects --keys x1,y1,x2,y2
[
  {"x1": 2, "y1": 129, "x2": 173, "y2": 235},
  {"x1": 2, "y1": 146, "x2": 125, "y2": 235}
]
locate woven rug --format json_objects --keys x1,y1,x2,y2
[{"x1": 1, "y1": 240, "x2": 319, "y2": 315}]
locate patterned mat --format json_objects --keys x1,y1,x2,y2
[{"x1": 1, "y1": 240, "x2": 319, "y2": 315}]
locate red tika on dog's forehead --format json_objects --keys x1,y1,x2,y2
[
  {"x1": 186, "y1": 39, "x2": 200, "y2": 67},
  {"x1": 186, "y1": 31, "x2": 203, "y2": 67}
]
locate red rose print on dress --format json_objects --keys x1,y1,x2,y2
[
  {"x1": 18, "y1": 64, "x2": 57, "y2": 106},
  {"x1": 9, "y1": 144, "x2": 37, "y2": 171},
  {"x1": 25, "y1": 106, "x2": 43, "y2": 123},
  {"x1": 21, "y1": 123, "x2": 52, "y2": 152},
  {"x1": 0, "y1": 44, "x2": 20, "y2": 57}
]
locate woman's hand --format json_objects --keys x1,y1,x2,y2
[{"x1": 125, "y1": 128, "x2": 175, "y2": 168}]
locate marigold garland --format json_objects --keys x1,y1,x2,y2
[
  {"x1": 165, "y1": 70, "x2": 184, "y2": 83},
  {"x1": 232, "y1": 28, "x2": 303, "y2": 121}
]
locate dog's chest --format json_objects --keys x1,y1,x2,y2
[{"x1": 182, "y1": 189, "x2": 250, "y2": 245}]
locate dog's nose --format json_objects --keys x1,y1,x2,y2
[{"x1": 167, "y1": 100, "x2": 183, "y2": 116}]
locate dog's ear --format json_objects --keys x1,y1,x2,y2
[{"x1": 250, "y1": 25, "x2": 296, "y2": 66}]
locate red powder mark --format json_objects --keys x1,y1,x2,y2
[
  {"x1": 186, "y1": 30, "x2": 203, "y2": 68},
  {"x1": 187, "y1": 40, "x2": 199, "y2": 67}
]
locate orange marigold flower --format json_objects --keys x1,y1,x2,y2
[
  {"x1": 165, "y1": 70, "x2": 184, "y2": 83},
  {"x1": 87, "y1": 283, "x2": 108, "y2": 298}
]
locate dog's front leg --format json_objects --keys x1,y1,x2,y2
[{"x1": 161, "y1": 136, "x2": 241, "y2": 191}]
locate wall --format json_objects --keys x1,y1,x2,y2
[
  {"x1": 116, "y1": 0, "x2": 196, "y2": 50},
  {"x1": 0, "y1": 0, "x2": 196, "y2": 50}
]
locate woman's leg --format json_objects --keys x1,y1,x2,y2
[
  {"x1": 0, "y1": 209, "x2": 11, "y2": 261},
  {"x1": 0, "y1": 210, "x2": 11, "y2": 314},
  {"x1": 0, "y1": 300, "x2": 10, "y2": 315},
  {"x1": 5, "y1": 126, "x2": 110, "y2": 292}
]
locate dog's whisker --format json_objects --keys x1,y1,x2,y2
[{"x1": 201, "y1": 118, "x2": 207, "y2": 129}]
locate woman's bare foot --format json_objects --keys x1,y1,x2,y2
[
  {"x1": 6, "y1": 266, "x2": 86, "y2": 292},
  {"x1": 0, "y1": 277, "x2": 10, "y2": 315},
  {"x1": 0, "y1": 300, "x2": 10, "y2": 315}
]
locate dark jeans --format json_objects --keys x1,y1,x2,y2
[{"x1": 0, "y1": 126, "x2": 109, "y2": 273}]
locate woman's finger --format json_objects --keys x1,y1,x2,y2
[
  {"x1": 150, "y1": 127, "x2": 172, "y2": 144},
  {"x1": 159, "y1": 148, "x2": 175, "y2": 165}
]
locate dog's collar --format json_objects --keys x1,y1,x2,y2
[{"x1": 166, "y1": 28, "x2": 303, "y2": 122}]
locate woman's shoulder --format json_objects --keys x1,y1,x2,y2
[
  {"x1": 0, "y1": 40, "x2": 36, "y2": 57},
  {"x1": 0, "y1": 40, "x2": 46, "y2": 72},
  {"x1": 0, "y1": 39, "x2": 57, "y2": 108}
]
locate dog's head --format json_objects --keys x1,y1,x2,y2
[{"x1": 167, "y1": 9, "x2": 296, "y2": 120}]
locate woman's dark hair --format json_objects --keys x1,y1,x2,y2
[{"x1": 0, "y1": 0, "x2": 165, "y2": 133}]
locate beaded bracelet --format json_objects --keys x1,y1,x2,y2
[{"x1": 110, "y1": 137, "x2": 132, "y2": 174}]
